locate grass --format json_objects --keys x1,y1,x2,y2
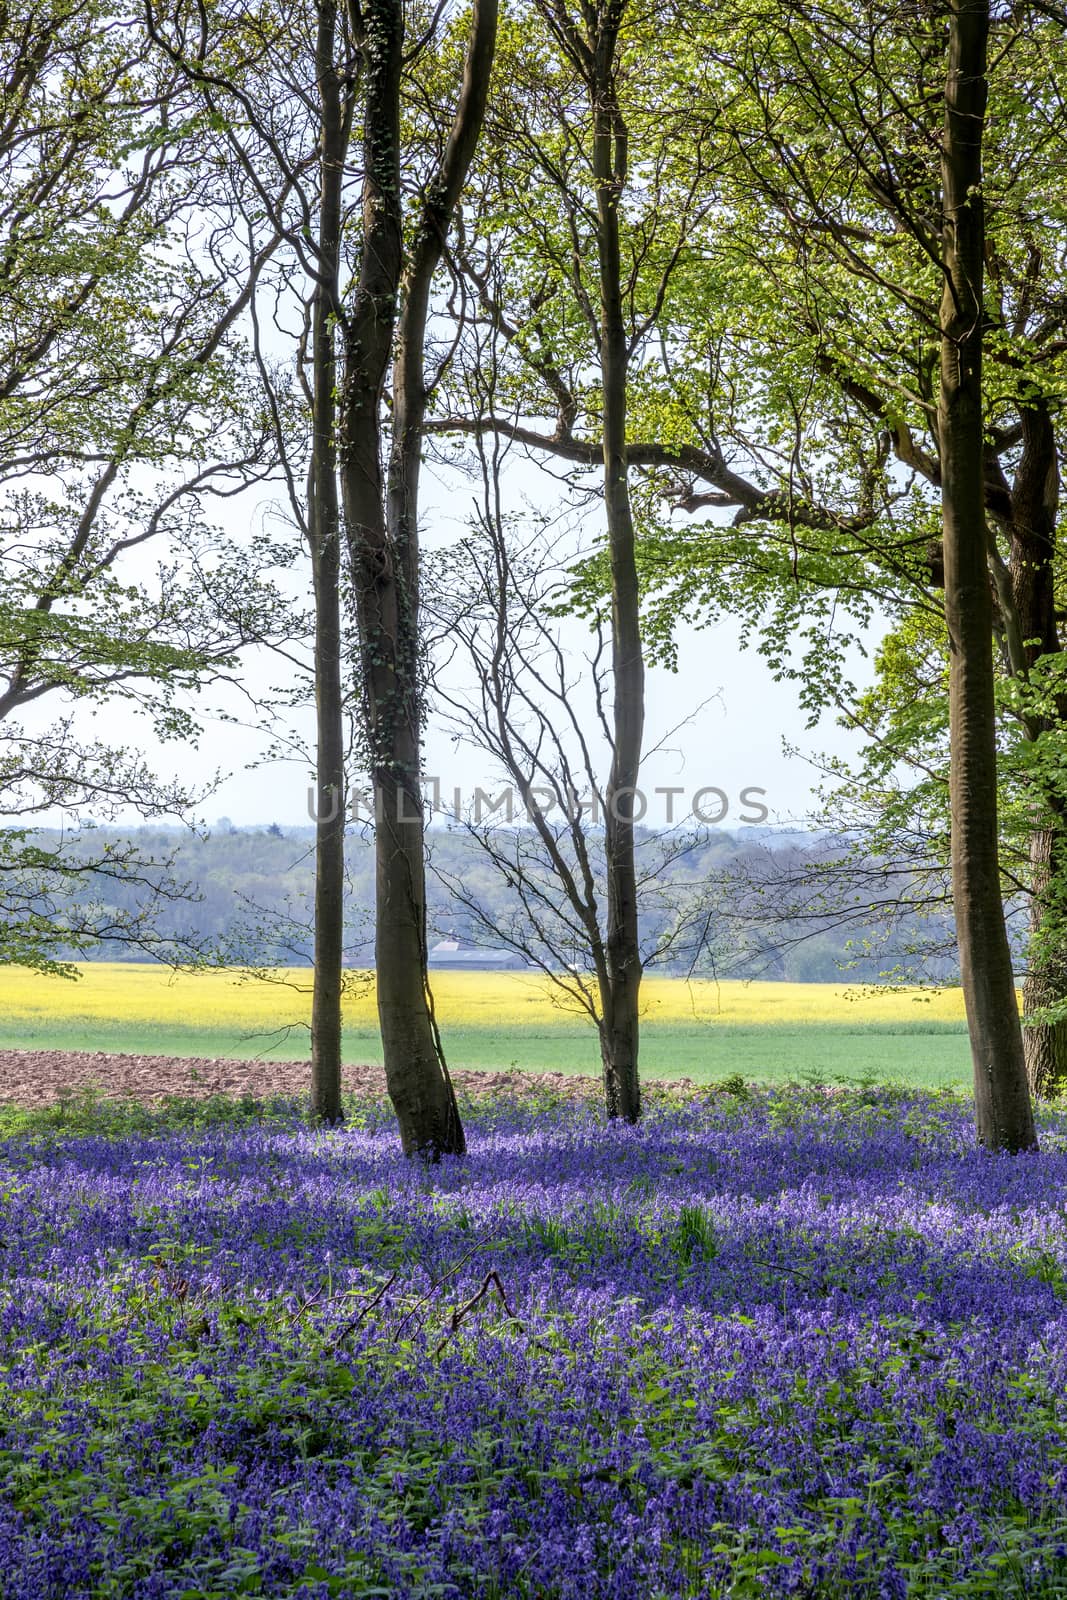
[{"x1": 0, "y1": 964, "x2": 974, "y2": 1087}]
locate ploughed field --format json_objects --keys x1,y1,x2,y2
[
  {"x1": 0, "y1": 965, "x2": 974, "y2": 1087},
  {"x1": 2, "y1": 1085, "x2": 1067, "y2": 1596}
]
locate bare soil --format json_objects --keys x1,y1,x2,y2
[{"x1": 0, "y1": 1049, "x2": 679, "y2": 1108}]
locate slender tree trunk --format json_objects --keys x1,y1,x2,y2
[
  {"x1": 995, "y1": 401, "x2": 1067, "y2": 1099},
  {"x1": 308, "y1": 496, "x2": 345, "y2": 1126},
  {"x1": 1023, "y1": 825, "x2": 1067, "y2": 1098},
  {"x1": 373, "y1": 0, "x2": 496, "y2": 1154},
  {"x1": 308, "y1": 0, "x2": 346, "y2": 1125},
  {"x1": 592, "y1": 5, "x2": 642, "y2": 1123},
  {"x1": 940, "y1": 0, "x2": 1036, "y2": 1150}
]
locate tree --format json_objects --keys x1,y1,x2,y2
[
  {"x1": 141, "y1": 0, "x2": 350, "y2": 1121},
  {"x1": 575, "y1": 0, "x2": 646, "y2": 1121},
  {"x1": 524, "y1": 0, "x2": 1058, "y2": 1137},
  {"x1": 337, "y1": 0, "x2": 498, "y2": 1156},
  {"x1": 426, "y1": 439, "x2": 719, "y2": 1071},
  {"x1": 304, "y1": 0, "x2": 348, "y2": 1124},
  {"x1": 146, "y1": 0, "x2": 359, "y2": 1123},
  {"x1": 433, "y1": 0, "x2": 728, "y2": 1117},
  {"x1": 689, "y1": 0, "x2": 1062, "y2": 1128},
  {"x1": 0, "y1": 0, "x2": 296, "y2": 970},
  {"x1": 334, "y1": 0, "x2": 494, "y2": 1156},
  {"x1": 151, "y1": 0, "x2": 499, "y2": 1153},
  {"x1": 707, "y1": 0, "x2": 1058, "y2": 1130},
  {"x1": 938, "y1": 0, "x2": 1034, "y2": 1148}
]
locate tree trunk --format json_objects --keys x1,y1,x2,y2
[
  {"x1": 993, "y1": 400, "x2": 1067, "y2": 1100},
  {"x1": 340, "y1": 0, "x2": 495, "y2": 1156},
  {"x1": 308, "y1": 0, "x2": 345, "y2": 1126},
  {"x1": 337, "y1": 0, "x2": 458, "y2": 1157},
  {"x1": 939, "y1": 0, "x2": 1036, "y2": 1151},
  {"x1": 374, "y1": 756, "x2": 463, "y2": 1153},
  {"x1": 1023, "y1": 826, "x2": 1067, "y2": 1099},
  {"x1": 347, "y1": 414, "x2": 463, "y2": 1156},
  {"x1": 592, "y1": 4, "x2": 642, "y2": 1124},
  {"x1": 308, "y1": 500, "x2": 345, "y2": 1126}
]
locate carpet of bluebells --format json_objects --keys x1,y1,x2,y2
[{"x1": 4, "y1": 1082, "x2": 1067, "y2": 1598}]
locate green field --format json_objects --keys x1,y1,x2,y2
[
  {"x1": 0, "y1": 965, "x2": 975, "y2": 1089},
  {"x1": 0, "y1": 1014, "x2": 973, "y2": 1087}
]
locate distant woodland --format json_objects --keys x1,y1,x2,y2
[{"x1": 17, "y1": 824, "x2": 965, "y2": 986}]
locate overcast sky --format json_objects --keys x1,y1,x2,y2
[
  {"x1": 67, "y1": 451, "x2": 879, "y2": 834},
  {"x1": 155, "y1": 614, "x2": 876, "y2": 837}
]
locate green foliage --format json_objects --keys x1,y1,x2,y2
[
  {"x1": 0, "y1": 0, "x2": 302, "y2": 971},
  {"x1": 672, "y1": 1204, "x2": 719, "y2": 1268},
  {"x1": 500, "y1": 0, "x2": 1067, "y2": 1013}
]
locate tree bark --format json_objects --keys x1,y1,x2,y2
[
  {"x1": 1023, "y1": 825, "x2": 1067, "y2": 1098},
  {"x1": 591, "y1": 1, "x2": 642, "y2": 1123},
  {"x1": 308, "y1": 0, "x2": 346, "y2": 1126},
  {"x1": 940, "y1": 0, "x2": 1036, "y2": 1150},
  {"x1": 995, "y1": 400, "x2": 1067, "y2": 1099}
]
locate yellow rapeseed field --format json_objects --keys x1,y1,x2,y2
[{"x1": 0, "y1": 963, "x2": 969, "y2": 1033}]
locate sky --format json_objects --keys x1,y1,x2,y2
[
  {"x1": 119, "y1": 599, "x2": 876, "y2": 836},
  {"x1": 51, "y1": 455, "x2": 880, "y2": 835}
]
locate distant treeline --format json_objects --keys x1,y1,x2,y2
[{"x1": 17, "y1": 823, "x2": 964, "y2": 984}]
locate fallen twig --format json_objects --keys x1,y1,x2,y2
[
  {"x1": 335, "y1": 1272, "x2": 399, "y2": 1344},
  {"x1": 392, "y1": 1249, "x2": 480, "y2": 1344},
  {"x1": 433, "y1": 1269, "x2": 518, "y2": 1357}
]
